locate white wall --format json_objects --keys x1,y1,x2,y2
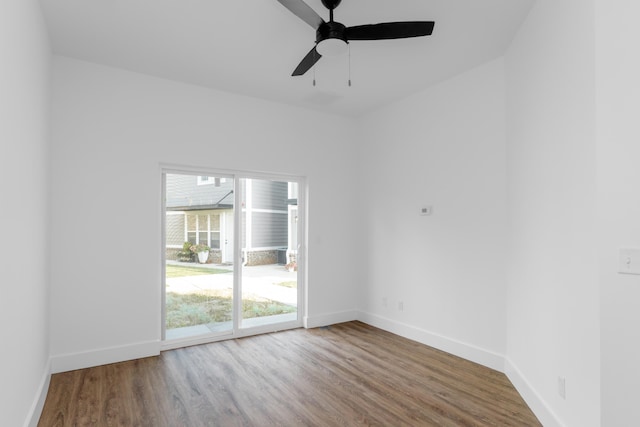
[
  {"x1": 49, "y1": 57, "x2": 361, "y2": 369},
  {"x1": 357, "y1": 59, "x2": 508, "y2": 369},
  {"x1": 504, "y1": 1, "x2": 599, "y2": 425},
  {"x1": 0, "y1": 1, "x2": 51, "y2": 426},
  {"x1": 595, "y1": 2, "x2": 640, "y2": 425}
]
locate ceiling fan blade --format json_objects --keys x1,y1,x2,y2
[
  {"x1": 346, "y1": 21, "x2": 435, "y2": 40},
  {"x1": 276, "y1": 0, "x2": 325, "y2": 29},
  {"x1": 292, "y1": 46, "x2": 322, "y2": 76}
]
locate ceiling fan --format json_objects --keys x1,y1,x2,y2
[{"x1": 276, "y1": 0, "x2": 435, "y2": 76}]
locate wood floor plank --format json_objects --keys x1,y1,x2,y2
[{"x1": 38, "y1": 322, "x2": 541, "y2": 426}]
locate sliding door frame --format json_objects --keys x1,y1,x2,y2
[{"x1": 160, "y1": 164, "x2": 307, "y2": 351}]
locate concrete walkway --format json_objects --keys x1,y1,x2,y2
[{"x1": 166, "y1": 262, "x2": 298, "y2": 306}]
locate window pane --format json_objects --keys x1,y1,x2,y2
[
  {"x1": 197, "y1": 215, "x2": 208, "y2": 231},
  {"x1": 210, "y1": 232, "x2": 220, "y2": 249},
  {"x1": 187, "y1": 215, "x2": 196, "y2": 231},
  {"x1": 165, "y1": 172, "x2": 235, "y2": 342},
  {"x1": 210, "y1": 214, "x2": 220, "y2": 231}
]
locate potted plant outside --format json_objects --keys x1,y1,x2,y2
[
  {"x1": 191, "y1": 243, "x2": 210, "y2": 264},
  {"x1": 285, "y1": 261, "x2": 297, "y2": 272},
  {"x1": 177, "y1": 241, "x2": 195, "y2": 262}
]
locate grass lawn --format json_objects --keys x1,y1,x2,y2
[
  {"x1": 166, "y1": 263, "x2": 230, "y2": 278},
  {"x1": 166, "y1": 290, "x2": 296, "y2": 329}
]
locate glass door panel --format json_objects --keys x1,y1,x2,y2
[
  {"x1": 239, "y1": 178, "x2": 298, "y2": 329},
  {"x1": 164, "y1": 173, "x2": 235, "y2": 340}
]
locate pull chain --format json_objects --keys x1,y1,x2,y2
[
  {"x1": 348, "y1": 43, "x2": 352, "y2": 87},
  {"x1": 313, "y1": 48, "x2": 317, "y2": 87}
]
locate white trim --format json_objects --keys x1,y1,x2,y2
[
  {"x1": 293, "y1": 176, "x2": 306, "y2": 325},
  {"x1": 160, "y1": 163, "x2": 303, "y2": 183},
  {"x1": 161, "y1": 172, "x2": 167, "y2": 341},
  {"x1": 304, "y1": 310, "x2": 358, "y2": 328},
  {"x1": 357, "y1": 311, "x2": 505, "y2": 372},
  {"x1": 300, "y1": 179, "x2": 309, "y2": 325},
  {"x1": 50, "y1": 340, "x2": 160, "y2": 374},
  {"x1": 244, "y1": 178, "x2": 252, "y2": 250},
  {"x1": 250, "y1": 208, "x2": 288, "y2": 214},
  {"x1": 24, "y1": 359, "x2": 51, "y2": 427},
  {"x1": 233, "y1": 176, "x2": 242, "y2": 333},
  {"x1": 505, "y1": 358, "x2": 565, "y2": 427},
  {"x1": 238, "y1": 319, "x2": 302, "y2": 337},
  {"x1": 161, "y1": 331, "x2": 234, "y2": 351}
]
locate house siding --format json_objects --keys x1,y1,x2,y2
[
  {"x1": 166, "y1": 214, "x2": 185, "y2": 247},
  {"x1": 166, "y1": 174, "x2": 234, "y2": 209},
  {"x1": 251, "y1": 180, "x2": 288, "y2": 211},
  {"x1": 251, "y1": 212, "x2": 287, "y2": 248}
]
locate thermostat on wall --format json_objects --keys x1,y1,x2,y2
[{"x1": 420, "y1": 206, "x2": 433, "y2": 216}]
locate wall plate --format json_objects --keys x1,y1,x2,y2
[{"x1": 619, "y1": 249, "x2": 640, "y2": 275}]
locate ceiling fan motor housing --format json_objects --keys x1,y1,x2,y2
[{"x1": 316, "y1": 21, "x2": 347, "y2": 44}]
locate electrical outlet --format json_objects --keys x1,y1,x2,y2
[
  {"x1": 398, "y1": 301, "x2": 404, "y2": 311},
  {"x1": 558, "y1": 377, "x2": 566, "y2": 399}
]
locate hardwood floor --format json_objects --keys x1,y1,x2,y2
[{"x1": 38, "y1": 322, "x2": 541, "y2": 426}]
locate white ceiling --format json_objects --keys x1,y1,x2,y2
[{"x1": 40, "y1": 0, "x2": 534, "y2": 117}]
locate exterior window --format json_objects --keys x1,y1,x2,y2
[
  {"x1": 186, "y1": 215, "x2": 197, "y2": 244},
  {"x1": 185, "y1": 212, "x2": 221, "y2": 249},
  {"x1": 210, "y1": 215, "x2": 221, "y2": 249}
]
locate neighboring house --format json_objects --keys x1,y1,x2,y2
[{"x1": 166, "y1": 174, "x2": 298, "y2": 266}]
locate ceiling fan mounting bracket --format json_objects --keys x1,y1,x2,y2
[{"x1": 321, "y1": 0, "x2": 342, "y2": 11}]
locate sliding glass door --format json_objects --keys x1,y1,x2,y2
[
  {"x1": 164, "y1": 173, "x2": 236, "y2": 341},
  {"x1": 162, "y1": 170, "x2": 304, "y2": 348},
  {"x1": 239, "y1": 178, "x2": 299, "y2": 329}
]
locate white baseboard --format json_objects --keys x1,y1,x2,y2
[
  {"x1": 24, "y1": 359, "x2": 51, "y2": 427},
  {"x1": 50, "y1": 340, "x2": 161, "y2": 374},
  {"x1": 357, "y1": 311, "x2": 505, "y2": 372},
  {"x1": 505, "y1": 358, "x2": 565, "y2": 427},
  {"x1": 304, "y1": 310, "x2": 358, "y2": 329}
]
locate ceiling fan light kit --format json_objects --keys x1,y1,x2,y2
[
  {"x1": 316, "y1": 38, "x2": 347, "y2": 56},
  {"x1": 276, "y1": 0, "x2": 434, "y2": 76}
]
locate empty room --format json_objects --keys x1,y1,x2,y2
[{"x1": 2, "y1": 0, "x2": 639, "y2": 426}]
